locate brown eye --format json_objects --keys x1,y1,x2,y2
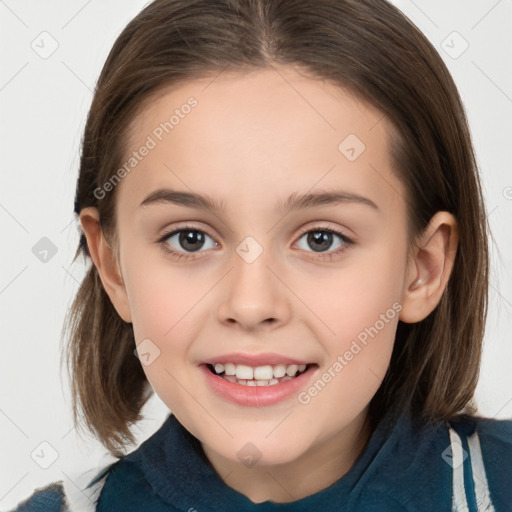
[
  {"x1": 157, "y1": 226, "x2": 218, "y2": 261},
  {"x1": 297, "y1": 227, "x2": 354, "y2": 261},
  {"x1": 296, "y1": 228, "x2": 352, "y2": 254},
  {"x1": 173, "y1": 230, "x2": 207, "y2": 252}
]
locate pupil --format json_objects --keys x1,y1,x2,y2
[
  {"x1": 308, "y1": 231, "x2": 332, "y2": 252},
  {"x1": 179, "y1": 230, "x2": 205, "y2": 252}
]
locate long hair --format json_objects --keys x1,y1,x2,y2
[{"x1": 63, "y1": 0, "x2": 489, "y2": 456}]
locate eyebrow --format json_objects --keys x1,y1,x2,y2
[{"x1": 139, "y1": 188, "x2": 379, "y2": 212}]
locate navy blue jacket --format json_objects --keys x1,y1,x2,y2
[{"x1": 11, "y1": 408, "x2": 512, "y2": 511}]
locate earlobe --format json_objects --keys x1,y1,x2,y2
[
  {"x1": 78, "y1": 207, "x2": 132, "y2": 323},
  {"x1": 399, "y1": 212, "x2": 459, "y2": 324}
]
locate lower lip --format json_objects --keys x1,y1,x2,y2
[{"x1": 200, "y1": 364, "x2": 318, "y2": 407}]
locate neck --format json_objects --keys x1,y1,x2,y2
[{"x1": 200, "y1": 407, "x2": 372, "y2": 504}]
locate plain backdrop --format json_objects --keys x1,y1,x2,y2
[{"x1": 1, "y1": 0, "x2": 511, "y2": 509}]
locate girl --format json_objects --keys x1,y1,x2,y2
[{"x1": 12, "y1": 0, "x2": 512, "y2": 510}]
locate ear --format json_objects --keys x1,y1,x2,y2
[
  {"x1": 399, "y1": 211, "x2": 459, "y2": 323},
  {"x1": 79, "y1": 207, "x2": 132, "y2": 323}
]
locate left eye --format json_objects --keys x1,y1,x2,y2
[{"x1": 295, "y1": 228, "x2": 352, "y2": 253}]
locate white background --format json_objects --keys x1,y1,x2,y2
[{"x1": 1, "y1": 0, "x2": 511, "y2": 509}]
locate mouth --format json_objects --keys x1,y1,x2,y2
[
  {"x1": 199, "y1": 353, "x2": 320, "y2": 407},
  {"x1": 205, "y1": 362, "x2": 314, "y2": 387}
]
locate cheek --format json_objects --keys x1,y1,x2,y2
[
  {"x1": 306, "y1": 245, "x2": 404, "y2": 401},
  {"x1": 122, "y1": 250, "x2": 216, "y2": 388},
  {"x1": 124, "y1": 250, "x2": 204, "y2": 340},
  {"x1": 311, "y1": 246, "x2": 405, "y2": 340},
  {"x1": 127, "y1": 273, "x2": 200, "y2": 415},
  {"x1": 304, "y1": 299, "x2": 399, "y2": 425}
]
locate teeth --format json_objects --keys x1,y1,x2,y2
[
  {"x1": 210, "y1": 361, "x2": 310, "y2": 384},
  {"x1": 224, "y1": 363, "x2": 236, "y2": 376},
  {"x1": 235, "y1": 365, "x2": 254, "y2": 380},
  {"x1": 286, "y1": 364, "x2": 298, "y2": 376},
  {"x1": 273, "y1": 364, "x2": 286, "y2": 378},
  {"x1": 253, "y1": 365, "x2": 273, "y2": 380}
]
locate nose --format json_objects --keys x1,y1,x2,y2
[{"x1": 217, "y1": 244, "x2": 292, "y2": 332}]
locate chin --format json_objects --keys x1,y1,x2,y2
[{"x1": 202, "y1": 431, "x2": 313, "y2": 468}]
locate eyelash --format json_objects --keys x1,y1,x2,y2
[{"x1": 156, "y1": 224, "x2": 354, "y2": 262}]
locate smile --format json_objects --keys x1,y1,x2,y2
[
  {"x1": 201, "y1": 362, "x2": 319, "y2": 407},
  {"x1": 207, "y1": 362, "x2": 309, "y2": 386}
]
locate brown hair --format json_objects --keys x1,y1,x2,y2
[{"x1": 63, "y1": 0, "x2": 489, "y2": 456}]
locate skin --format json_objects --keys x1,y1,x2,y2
[{"x1": 80, "y1": 65, "x2": 458, "y2": 504}]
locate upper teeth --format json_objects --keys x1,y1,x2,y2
[{"x1": 213, "y1": 363, "x2": 307, "y2": 380}]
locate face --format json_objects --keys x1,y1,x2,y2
[{"x1": 109, "y1": 66, "x2": 410, "y2": 466}]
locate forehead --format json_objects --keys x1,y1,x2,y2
[{"x1": 119, "y1": 66, "x2": 405, "y2": 217}]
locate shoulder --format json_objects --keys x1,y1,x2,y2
[
  {"x1": 473, "y1": 415, "x2": 512, "y2": 504},
  {"x1": 449, "y1": 412, "x2": 512, "y2": 463},
  {"x1": 353, "y1": 409, "x2": 511, "y2": 511},
  {"x1": 474, "y1": 414, "x2": 512, "y2": 446},
  {"x1": 9, "y1": 458, "x2": 117, "y2": 512},
  {"x1": 8, "y1": 481, "x2": 67, "y2": 512},
  {"x1": 448, "y1": 413, "x2": 512, "y2": 511}
]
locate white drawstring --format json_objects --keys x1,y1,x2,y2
[
  {"x1": 467, "y1": 432, "x2": 496, "y2": 512},
  {"x1": 448, "y1": 425, "x2": 496, "y2": 512},
  {"x1": 449, "y1": 427, "x2": 470, "y2": 512}
]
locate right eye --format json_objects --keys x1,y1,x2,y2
[{"x1": 157, "y1": 226, "x2": 219, "y2": 261}]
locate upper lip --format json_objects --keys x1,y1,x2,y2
[{"x1": 200, "y1": 352, "x2": 315, "y2": 367}]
